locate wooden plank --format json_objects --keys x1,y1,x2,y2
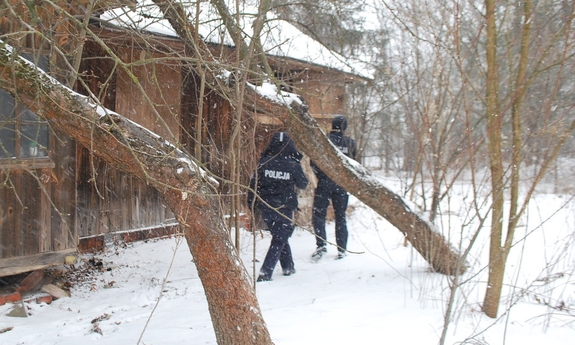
[
  {"x1": 38, "y1": 168, "x2": 52, "y2": 253},
  {"x1": 11, "y1": 169, "x2": 22, "y2": 258},
  {"x1": 77, "y1": 223, "x2": 179, "y2": 253},
  {"x1": 20, "y1": 172, "x2": 32, "y2": 256},
  {"x1": 49, "y1": 129, "x2": 77, "y2": 252},
  {"x1": 255, "y1": 113, "x2": 283, "y2": 125},
  {"x1": 17, "y1": 166, "x2": 62, "y2": 261},
  {"x1": 0, "y1": 170, "x2": 11, "y2": 259},
  {"x1": 0, "y1": 249, "x2": 76, "y2": 277}
]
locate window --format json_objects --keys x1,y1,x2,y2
[{"x1": 0, "y1": 53, "x2": 50, "y2": 164}]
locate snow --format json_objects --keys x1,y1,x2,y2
[
  {"x1": 0, "y1": 173, "x2": 573, "y2": 344},
  {"x1": 100, "y1": 1, "x2": 372, "y2": 79},
  {"x1": 248, "y1": 81, "x2": 302, "y2": 108}
]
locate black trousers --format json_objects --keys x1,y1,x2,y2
[
  {"x1": 259, "y1": 206, "x2": 295, "y2": 279},
  {"x1": 312, "y1": 180, "x2": 349, "y2": 251}
]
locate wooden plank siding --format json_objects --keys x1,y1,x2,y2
[
  {"x1": 0, "y1": 249, "x2": 76, "y2": 277},
  {"x1": 0, "y1": 127, "x2": 76, "y2": 275},
  {"x1": 115, "y1": 47, "x2": 183, "y2": 144},
  {"x1": 75, "y1": 148, "x2": 175, "y2": 238},
  {"x1": 75, "y1": 38, "x2": 177, "y2": 240},
  {"x1": 47, "y1": 130, "x2": 77, "y2": 253},
  {"x1": 306, "y1": 71, "x2": 348, "y2": 116},
  {"x1": 0, "y1": 168, "x2": 61, "y2": 257},
  {"x1": 0, "y1": 168, "x2": 45, "y2": 259}
]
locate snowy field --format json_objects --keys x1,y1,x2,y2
[{"x1": 0, "y1": 177, "x2": 574, "y2": 344}]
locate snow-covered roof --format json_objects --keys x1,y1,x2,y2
[{"x1": 100, "y1": 1, "x2": 373, "y2": 79}]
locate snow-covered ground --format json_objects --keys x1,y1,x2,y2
[{"x1": 0, "y1": 179, "x2": 573, "y2": 344}]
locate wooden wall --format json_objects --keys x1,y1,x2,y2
[
  {"x1": 115, "y1": 47, "x2": 182, "y2": 143},
  {"x1": 75, "y1": 148, "x2": 174, "y2": 238},
  {"x1": 0, "y1": 130, "x2": 76, "y2": 276},
  {"x1": 300, "y1": 70, "x2": 347, "y2": 116},
  {"x1": 268, "y1": 58, "x2": 350, "y2": 118},
  {"x1": 0, "y1": 168, "x2": 52, "y2": 258},
  {"x1": 74, "y1": 37, "x2": 177, "y2": 240}
]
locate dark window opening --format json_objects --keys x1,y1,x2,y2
[{"x1": 0, "y1": 53, "x2": 50, "y2": 163}]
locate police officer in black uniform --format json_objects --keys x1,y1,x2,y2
[
  {"x1": 248, "y1": 132, "x2": 309, "y2": 282},
  {"x1": 311, "y1": 115, "x2": 357, "y2": 261}
]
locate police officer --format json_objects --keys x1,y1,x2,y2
[
  {"x1": 311, "y1": 115, "x2": 357, "y2": 261},
  {"x1": 248, "y1": 132, "x2": 309, "y2": 282}
]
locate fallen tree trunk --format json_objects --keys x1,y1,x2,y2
[
  {"x1": 0, "y1": 47, "x2": 273, "y2": 345},
  {"x1": 284, "y1": 103, "x2": 467, "y2": 275},
  {"x1": 155, "y1": 1, "x2": 467, "y2": 275}
]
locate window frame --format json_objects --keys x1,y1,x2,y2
[{"x1": 0, "y1": 52, "x2": 54, "y2": 169}]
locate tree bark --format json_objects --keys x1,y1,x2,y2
[
  {"x1": 482, "y1": 0, "x2": 533, "y2": 318},
  {"x1": 482, "y1": 0, "x2": 506, "y2": 318},
  {"x1": 0, "y1": 50, "x2": 273, "y2": 345}
]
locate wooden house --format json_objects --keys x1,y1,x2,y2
[{"x1": 0, "y1": 2, "x2": 369, "y2": 276}]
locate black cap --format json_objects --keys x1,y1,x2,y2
[
  {"x1": 262, "y1": 131, "x2": 302, "y2": 162},
  {"x1": 332, "y1": 115, "x2": 348, "y2": 131}
]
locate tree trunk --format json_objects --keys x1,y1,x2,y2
[
  {"x1": 482, "y1": 0, "x2": 534, "y2": 318},
  {"x1": 482, "y1": 0, "x2": 506, "y2": 318},
  {"x1": 0, "y1": 51, "x2": 273, "y2": 345},
  {"x1": 284, "y1": 103, "x2": 467, "y2": 275}
]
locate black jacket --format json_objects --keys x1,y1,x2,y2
[
  {"x1": 311, "y1": 130, "x2": 357, "y2": 184},
  {"x1": 248, "y1": 132, "x2": 308, "y2": 211}
]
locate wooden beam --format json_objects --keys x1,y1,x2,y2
[
  {"x1": 255, "y1": 113, "x2": 340, "y2": 125},
  {"x1": 0, "y1": 249, "x2": 76, "y2": 277},
  {"x1": 77, "y1": 223, "x2": 179, "y2": 253},
  {"x1": 310, "y1": 113, "x2": 341, "y2": 119},
  {"x1": 255, "y1": 113, "x2": 283, "y2": 125}
]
